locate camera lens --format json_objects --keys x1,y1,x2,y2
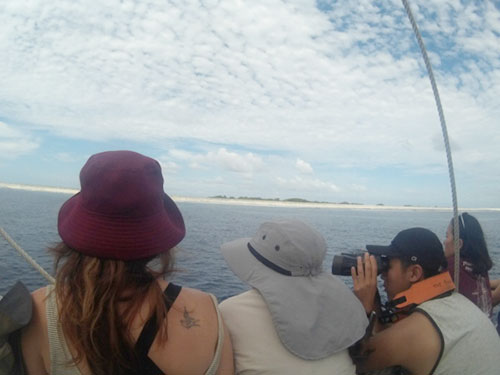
[
  {"x1": 331, "y1": 253, "x2": 358, "y2": 276},
  {"x1": 331, "y1": 253, "x2": 389, "y2": 276}
]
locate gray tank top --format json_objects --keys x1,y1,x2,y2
[{"x1": 416, "y1": 292, "x2": 500, "y2": 375}]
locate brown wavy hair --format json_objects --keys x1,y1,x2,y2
[{"x1": 50, "y1": 242, "x2": 175, "y2": 375}]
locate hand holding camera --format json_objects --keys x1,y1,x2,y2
[
  {"x1": 332, "y1": 252, "x2": 389, "y2": 276},
  {"x1": 331, "y1": 250, "x2": 387, "y2": 314}
]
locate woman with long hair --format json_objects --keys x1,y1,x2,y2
[
  {"x1": 443, "y1": 212, "x2": 494, "y2": 316},
  {"x1": 21, "y1": 150, "x2": 234, "y2": 375}
]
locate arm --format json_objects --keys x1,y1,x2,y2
[
  {"x1": 356, "y1": 311, "x2": 442, "y2": 374},
  {"x1": 490, "y1": 279, "x2": 500, "y2": 307},
  {"x1": 490, "y1": 279, "x2": 500, "y2": 289},
  {"x1": 20, "y1": 288, "x2": 49, "y2": 375},
  {"x1": 216, "y1": 321, "x2": 234, "y2": 375}
]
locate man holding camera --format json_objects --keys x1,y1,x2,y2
[{"x1": 351, "y1": 227, "x2": 500, "y2": 375}]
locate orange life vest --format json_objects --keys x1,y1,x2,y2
[{"x1": 380, "y1": 271, "x2": 455, "y2": 323}]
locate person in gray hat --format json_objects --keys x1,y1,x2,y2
[{"x1": 219, "y1": 219, "x2": 368, "y2": 374}]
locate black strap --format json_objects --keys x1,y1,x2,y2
[
  {"x1": 134, "y1": 283, "x2": 182, "y2": 375},
  {"x1": 247, "y1": 243, "x2": 292, "y2": 276},
  {"x1": 164, "y1": 283, "x2": 182, "y2": 308}
]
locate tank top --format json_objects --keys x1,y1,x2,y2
[
  {"x1": 415, "y1": 292, "x2": 500, "y2": 375},
  {"x1": 45, "y1": 283, "x2": 224, "y2": 375}
]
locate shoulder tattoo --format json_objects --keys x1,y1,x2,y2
[{"x1": 180, "y1": 307, "x2": 200, "y2": 329}]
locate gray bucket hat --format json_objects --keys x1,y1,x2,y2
[{"x1": 220, "y1": 219, "x2": 368, "y2": 360}]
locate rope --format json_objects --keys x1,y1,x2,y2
[
  {"x1": 0, "y1": 2, "x2": 461, "y2": 294},
  {"x1": 401, "y1": 0, "x2": 460, "y2": 290},
  {"x1": 0, "y1": 226, "x2": 55, "y2": 284}
]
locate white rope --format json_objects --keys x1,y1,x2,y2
[
  {"x1": 401, "y1": 0, "x2": 460, "y2": 290},
  {"x1": 0, "y1": 2, "x2": 462, "y2": 294},
  {"x1": 0, "y1": 226, "x2": 55, "y2": 284}
]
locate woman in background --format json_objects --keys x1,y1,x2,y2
[
  {"x1": 444, "y1": 212, "x2": 496, "y2": 317},
  {"x1": 21, "y1": 150, "x2": 233, "y2": 375}
]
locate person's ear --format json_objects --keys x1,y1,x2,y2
[
  {"x1": 408, "y1": 264, "x2": 424, "y2": 282},
  {"x1": 458, "y1": 238, "x2": 464, "y2": 250}
]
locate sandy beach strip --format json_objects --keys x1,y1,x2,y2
[
  {"x1": 1, "y1": 182, "x2": 498, "y2": 212},
  {"x1": 0, "y1": 182, "x2": 79, "y2": 195},
  {"x1": 173, "y1": 196, "x2": 500, "y2": 212}
]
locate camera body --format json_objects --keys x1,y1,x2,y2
[{"x1": 331, "y1": 252, "x2": 389, "y2": 276}]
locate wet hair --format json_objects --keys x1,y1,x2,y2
[
  {"x1": 451, "y1": 212, "x2": 492, "y2": 275},
  {"x1": 50, "y1": 242, "x2": 175, "y2": 375}
]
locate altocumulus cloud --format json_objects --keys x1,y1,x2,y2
[
  {"x1": 0, "y1": 122, "x2": 39, "y2": 159},
  {"x1": 167, "y1": 148, "x2": 264, "y2": 175},
  {"x1": 296, "y1": 158, "x2": 314, "y2": 174},
  {"x1": 277, "y1": 176, "x2": 340, "y2": 193},
  {"x1": 0, "y1": 0, "x2": 499, "y2": 206}
]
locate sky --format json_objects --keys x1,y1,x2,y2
[{"x1": 0, "y1": 0, "x2": 499, "y2": 208}]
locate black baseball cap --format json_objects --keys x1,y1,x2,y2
[{"x1": 366, "y1": 227, "x2": 447, "y2": 273}]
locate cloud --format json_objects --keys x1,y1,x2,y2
[
  {"x1": 296, "y1": 158, "x2": 313, "y2": 174},
  {"x1": 0, "y1": 1, "x2": 499, "y2": 206},
  {"x1": 0, "y1": 122, "x2": 39, "y2": 159},
  {"x1": 276, "y1": 176, "x2": 340, "y2": 193},
  {"x1": 168, "y1": 147, "x2": 264, "y2": 175},
  {"x1": 158, "y1": 159, "x2": 180, "y2": 174},
  {"x1": 2, "y1": 4, "x2": 497, "y2": 156},
  {"x1": 212, "y1": 148, "x2": 264, "y2": 174}
]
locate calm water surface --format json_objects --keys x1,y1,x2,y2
[{"x1": 1, "y1": 188, "x2": 500, "y2": 320}]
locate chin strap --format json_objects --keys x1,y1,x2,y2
[{"x1": 379, "y1": 272, "x2": 455, "y2": 324}]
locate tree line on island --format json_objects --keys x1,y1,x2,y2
[{"x1": 208, "y1": 195, "x2": 388, "y2": 206}]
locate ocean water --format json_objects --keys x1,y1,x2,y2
[{"x1": 1, "y1": 188, "x2": 500, "y2": 318}]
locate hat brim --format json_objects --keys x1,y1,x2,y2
[
  {"x1": 366, "y1": 244, "x2": 400, "y2": 257},
  {"x1": 221, "y1": 238, "x2": 368, "y2": 360},
  {"x1": 58, "y1": 192, "x2": 185, "y2": 260}
]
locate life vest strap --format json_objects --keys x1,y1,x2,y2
[{"x1": 379, "y1": 272, "x2": 455, "y2": 324}]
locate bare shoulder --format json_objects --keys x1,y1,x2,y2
[
  {"x1": 177, "y1": 286, "x2": 216, "y2": 302},
  {"x1": 30, "y1": 286, "x2": 50, "y2": 325},
  {"x1": 375, "y1": 312, "x2": 441, "y2": 351},
  {"x1": 392, "y1": 310, "x2": 438, "y2": 336},
  {"x1": 22, "y1": 286, "x2": 50, "y2": 344},
  {"x1": 168, "y1": 286, "x2": 234, "y2": 375},
  {"x1": 177, "y1": 287, "x2": 219, "y2": 333},
  {"x1": 149, "y1": 286, "x2": 220, "y2": 373},
  {"x1": 21, "y1": 286, "x2": 50, "y2": 374},
  {"x1": 361, "y1": 312, "x2": 441, "y2": 374},
  {"x1": 31, "y1": 286, "x2": 48, "y2": 306},
  {"x1": 174, "y1": 287, "x2": 218, "y2": 318}
]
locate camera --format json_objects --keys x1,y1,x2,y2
[{"x1": 331, "y1": 252, "x2": 389, "y2": 276}]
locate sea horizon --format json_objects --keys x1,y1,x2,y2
[
  {"x1": 1, "y1": 181, "x2": 499, "y2": 212},
  {"x1": 1, "y1": 186, "x2": 500, "y2": 316}
]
